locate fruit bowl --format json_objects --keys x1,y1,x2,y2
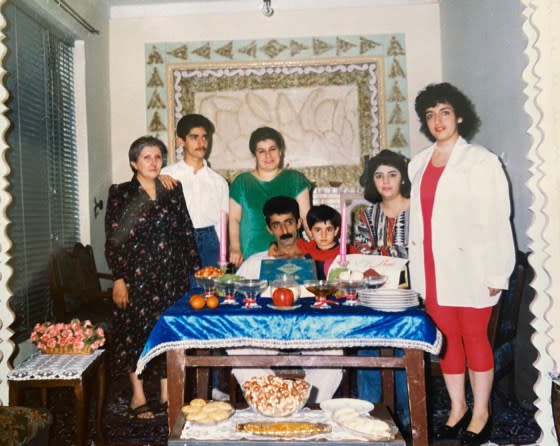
[{"x1": 241, "y1": 375, "x2": 311, "y2": 417}]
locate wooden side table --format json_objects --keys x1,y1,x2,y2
[{"x1": 8, "y1": 349, "x2": 106, "y2": 446}]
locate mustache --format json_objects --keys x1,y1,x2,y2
[{"x1": 279, "y1": 233, "x2": 293, "y2": 240}]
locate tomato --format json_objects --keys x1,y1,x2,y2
[{"x1": 272, "y1": 287, "x2": 294, "y2": 307}]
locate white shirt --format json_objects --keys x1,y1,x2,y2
[
  {"x1": 408, "y1": 137, "x2": 515, "y2": 308},
  {"x1": 236, "y1": 251, "x2": 269, "y2": 279},
  {"x1": 161, "y1": 160, "x2": 229, "y2": 235}
]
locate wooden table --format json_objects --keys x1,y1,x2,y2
[
  {"x1": 8, "y1": 350, "x2": 106, "y2": 446},
  {"x1": 167, "y1": 347, "x2": 428, "y2": 445},
  {"x1": 137, "y1": 296, "x2": 441, "y2": 446}
]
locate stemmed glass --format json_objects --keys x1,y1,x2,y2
[
  {"x1": 303, "y1": 280, "x2": 338, "y2": 309},
  {"x1": 337, "y1": 277, "x2": 364, "y2": 306},
  {"x1": 214, "y1": 278, "x2": 239, "y2": 305},
  {"x1": 196, "y1": 276, "x2": 217, "y2": 300},
  {"x1": 234, "y1": 279, "x2": 268, "y2": 309}
]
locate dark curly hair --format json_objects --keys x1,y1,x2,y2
[
  {"x1": 359, "y1": 150, "x2": 410, "y2": 203},
  {"x1": 414, "y1": 82, "x2": 481, "y2": 142},
  {"x1": 263, "y1": 196, "x2": 300, "y2": 227}
]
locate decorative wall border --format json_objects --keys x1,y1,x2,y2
[
  {"x1": 145, "y1": 34, "x2": 409, "y2": 185},
  {"x1": 521, "y1": 1, "x2": 557, "y2": 442},
  {"x1": 0, "y1": 0, "x2": 15, "y2": 405}
]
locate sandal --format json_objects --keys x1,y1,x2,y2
[
  {"x1": 153, "y1": 400, "x2": 168, "y2": 416},
  {"x1": 128, "y1": 403, "x2": 154, "y2": 420}
]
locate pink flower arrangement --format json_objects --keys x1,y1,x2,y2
[{"x1": 30, "y1": 319, "x2": 105, "y2": 354}]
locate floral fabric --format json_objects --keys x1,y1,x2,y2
[
  {"x1": 0, "y1": 406, "x2": 51, "y2": 446},
  {"x1": 105, "y1": 176, "x2": 200, "y2": 374}
]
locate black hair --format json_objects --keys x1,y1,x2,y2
[
  {"x1": 359, "y1": 149, "x2": 411, "y2": 203},
  {"x1": 262, "y1": 196, "x2": 300, "y2": 227},
  {"x1": 176, "y1": 114, "x2": 215, "y2": 139},
  {"x1": 249, "y1": 127, "x2": 286, "y2": 156},
  {"x1": 414, "y1": 82, "x2": 481, "y2": 142},
  {"x1": 306, "y1": 205, "x2": 341, "y2": 231},
  {"x1": 128, "y1": 135, "x2": 167, "y2": 172}
]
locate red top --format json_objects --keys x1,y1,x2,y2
[
  {"x1": 297, "y1": 239, "x2": 359, "y2": 278},
  {"x1": 420, "y1": 161, "x2": 445, "y2": 306}
]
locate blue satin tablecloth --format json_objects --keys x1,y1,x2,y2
[{"x1": 136, "y1": 291, "x2": 441, "y2": 375}]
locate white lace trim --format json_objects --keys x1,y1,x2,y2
[
  {"x1": 136, "y1": 334, "x2": 442, "y2": 375},
  {"x1": 8, "y1": 349, "x2": 104, "y2": 381}
]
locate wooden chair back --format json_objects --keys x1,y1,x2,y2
[{"x1": 48, "y1": 243, "x2": 113, "y2": 326}]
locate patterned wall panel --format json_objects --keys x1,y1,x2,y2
[{"x1": 145, "y1": 34, "x2": 408, "y2": 186}]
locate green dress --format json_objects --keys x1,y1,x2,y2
[{"x1": 230, "y1": 169, "x2": 311, "y2": 258}]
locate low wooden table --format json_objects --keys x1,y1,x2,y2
[
  {"x1": 8, "y1": 350, "x2": 106, "y2": 446},
  {"x1": 137, "y1": 296, "x2": 441, "y2": 446},
  {"x1": 166, "y1": 348, "x2": 427, "y2": 444}
]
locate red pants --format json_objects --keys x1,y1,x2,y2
[{"x1": 426, "y1": 299, "x2": 493, "y2": 374}]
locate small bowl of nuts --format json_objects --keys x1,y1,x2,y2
[{"x1": 241, "y1": 375, "x2": 311, "y2": 417}]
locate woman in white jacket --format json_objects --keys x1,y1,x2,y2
[{"x1": 409, "y1": 83, "x2": 515, "y2": 445}]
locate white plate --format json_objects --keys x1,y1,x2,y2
[
  {"x1": 319, "y1": 398, "x2": 374, "y2": 414},
  {"x1": 266, "y1": 304, "x2": 302, "y2": 311}
]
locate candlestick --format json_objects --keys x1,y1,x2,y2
[
  {"x1": 339, "y1": 203, "x2": 348, "y2": 265},
  {"x1": 219, "y1": 210, "x2": 227, "y2": 267}
]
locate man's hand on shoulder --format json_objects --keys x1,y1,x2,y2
[{"x1": 158, "y1": 174, "x2": 179, "y2": 190}]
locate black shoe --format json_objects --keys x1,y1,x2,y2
[
  {"x1": 434, "y1": 408, "x2": 472, "y2": 440},
  {"x1": 460, "y1": 415, "x2": 492, "y2": 445}
]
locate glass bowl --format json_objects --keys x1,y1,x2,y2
[
  {"x1": 234, "y1": 279, "x2": 268, "y2": 309},
  {"x1": 303, "y1": 279, "x2": 338, "y2": 308},
  {"x1": 270, "y1": 274, "x2": 300, "y2": 301},
  {"x1": 363, "y1": 275, "x2": 388, "y2": 289},
  {"x1": 241, "y1": 375, "x2": 311, "y2": 417}
]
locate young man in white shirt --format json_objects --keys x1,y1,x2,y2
[{"x1": 160, "y1": 114, "x2": 229, "y2": 267}]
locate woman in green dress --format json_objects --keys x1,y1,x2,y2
[{"x1": 229, "y1": 127, "x2": 311, "y2": 266}]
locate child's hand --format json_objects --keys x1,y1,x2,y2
[{"x1": 268, "y1": 243, "x2": 280, "y2": 257}]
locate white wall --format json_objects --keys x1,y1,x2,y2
[
  {"x1": 440, "y1": 0, "x2": 531, "y2": 253},
  {"x1": 108, "y1": 2, "x2": 442, "y2": 185}
]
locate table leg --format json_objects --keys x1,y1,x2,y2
[
  {"x1": 404, "y1": 349, "x2": 428, "y2": 446},
  {"x1": 9, "y1": 383, "x2": 21, "y2": 406},
  {"x1": 74, "y1": 383, "x2": 87, "y2": 446},
  {"x1": 381, "y1": 348, "x2": 395, "y2": 412},
  {"x1": 167, "y1": 349, "x2": 186, "y2": 433},
  {"x1": 96, "y1": 354, "x2": 106, "y2": 445}
]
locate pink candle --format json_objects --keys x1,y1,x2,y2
[
  {"x1": 339, "y1": 203, "x2": 347, "y2": 265},
  {"x1": 219, "y1": 210, "x2": 227, "y2": 266}
]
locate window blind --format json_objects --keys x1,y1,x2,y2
[{"x1": 4, "y1": 1, "x2": 79, "y2": 342}]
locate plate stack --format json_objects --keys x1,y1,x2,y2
[{"x1": 358, "y1": 288, "x2": 419, "y2": 312}]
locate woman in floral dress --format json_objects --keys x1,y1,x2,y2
[{"x1": 105, "y1": 136, "x2": 200, "y2": 419}]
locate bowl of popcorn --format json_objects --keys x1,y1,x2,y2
[{"x1": 241, "y1": 375, "x2": 311, "y2": 417}]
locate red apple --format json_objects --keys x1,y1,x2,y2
[{"x1": 272, "y1": 287, "x2": 294, "y2": 307}]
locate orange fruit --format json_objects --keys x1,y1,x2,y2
[
  {"x1": 206, "y1": 295, "x2": 219, "y2": 309},
  {"x1": 189, "y1": 294, "x2": 206, "y2": 310}
]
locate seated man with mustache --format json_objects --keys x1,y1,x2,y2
[{"x1": 231, "y1": 195, "x2": 342, "y2": 403}]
